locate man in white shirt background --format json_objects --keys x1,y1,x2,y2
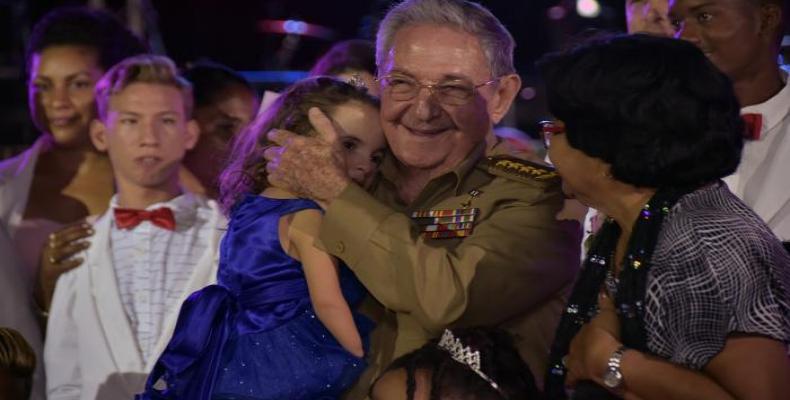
[
  {"x1": 670, "y1": 0, "x2": 790, "y2": 249},
  {"x1": 44, "y1": 54, "x2": 224, "y2": 400}
]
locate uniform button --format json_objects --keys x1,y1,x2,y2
[{"x1": 335, "y1": 241, "x2": 346, "y2": 254}]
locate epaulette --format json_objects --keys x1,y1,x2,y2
[{"x1": 479, "y1": 155, "x2": 559, "y2": 186}]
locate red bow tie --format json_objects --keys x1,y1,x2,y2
[
  {"x1": 114, "y1": 207, "x2": 176, "y2": 231},
  {"x1": 742, "y1": 113, "x2": 763, "y2": 141}
]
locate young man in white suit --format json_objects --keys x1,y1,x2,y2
[{"x1": 44, "y1": 54, "x2": 225, "y2": 400}]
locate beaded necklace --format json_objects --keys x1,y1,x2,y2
[{"x1": 543, "y1": 186, "x2": 693, "y2": 399}]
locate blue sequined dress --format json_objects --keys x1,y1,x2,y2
[{"x1": 140, "y1": 195, "x2": 373, "y2": 400}]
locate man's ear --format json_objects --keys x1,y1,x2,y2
[
  {"x1": 89, "y1": 119, "x2": 109, "y2": 152},
  {"x1": 184, "y1": 119, "x2": 200, "y2": 151},
  {"x1": 487, "y1": 73, "x2": 521, "y2": 125}
]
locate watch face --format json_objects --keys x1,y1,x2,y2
[{"x1": 603, "y1": 369, "x2": 623, "y2": 388}]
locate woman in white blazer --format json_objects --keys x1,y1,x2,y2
[{"x1": 0, "y1": 8, "x2": 146, "y2": 399}]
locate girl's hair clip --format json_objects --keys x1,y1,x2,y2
[{"x1": 346, "y1": 73, "x2": 368, "y2": 92}]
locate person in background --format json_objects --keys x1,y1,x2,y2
[
  {"x1": 0, "y1": 7, "x2": 146, "y2": 399},
  {"x1": 180, "y1": 61, "x2": 259, "y2": 198},
  {"x1": 371, "y1": 327, "x2": 539, "y2": 400},
  {"x1": 142, "y1": 76, "x2": 384, "y2": 400},
  {"x1": 45, "y1": 55, "x2": 224, "y2": 400},
  {"x1": 625, "y1": 0, "x2": 673, "y2": 36},
  {"x1": 310, "y1": 39, "x2": 379, "y2": 96},
  {"x1": 263, "y1": 0, "x2": 582, "y2": 397},
  {"x1": 540, "y1": 33, "x2": 790, "y2": 400},
  {"x1": 0, "y1": 327, "x2": 36, "y2": 400},
  {"x1": 670, "y1": 0, "x2": 790, "y2": 249}
]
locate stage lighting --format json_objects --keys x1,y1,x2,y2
[{"x1": 576, "y1": 0, "x2": 601, "y2": 18}]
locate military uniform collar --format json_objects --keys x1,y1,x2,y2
[{"x1": 378, "y1": 141, "x2": 487, "y2": 198}]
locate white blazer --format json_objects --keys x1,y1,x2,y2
[
  {"x1": 44, "y1": 197, "x2": 225, "y2": 400},
  {"x1": 0, "y1": 137, "x2": 49, "y2": 400}
]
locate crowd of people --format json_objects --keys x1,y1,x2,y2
[{"x1": 0, "y1": 0, "x2": 788, "y2": 399}]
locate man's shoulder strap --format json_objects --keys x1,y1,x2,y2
[{"x1": 478, "y1": 155, "x2": 559, "y2": 186}]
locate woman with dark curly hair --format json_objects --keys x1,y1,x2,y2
[
  {"x1": 540, "y1": 34, "x2": 790, "y2": 400},
  {"x1": 0, "y1": 7, "x2": 146, "y2": 399}
]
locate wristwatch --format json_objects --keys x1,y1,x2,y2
[{"x1": 602, "y1": 345, "x2": 627, "y2": 389}]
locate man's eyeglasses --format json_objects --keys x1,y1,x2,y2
[
  {"x1": 377, "y1": 75, "x2": 499, "y2": 106},
  {"x1": 539, "y1": 120, "x2": 565, "y2": 150}
]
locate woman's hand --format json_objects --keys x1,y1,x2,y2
[
  {"x1": 565, "y1": 293, "x2": 622, "y2": 388},
  {"x1": 35, "y1": 221, "x2": 93, "y2": 312}
]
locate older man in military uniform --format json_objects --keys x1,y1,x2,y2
[{"x1": 264, "y1": 0, "x2": 581, "y2": 395}]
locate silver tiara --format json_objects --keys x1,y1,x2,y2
[{"x1": 437, "y1": 329, "x2": 502, "y2": 393}]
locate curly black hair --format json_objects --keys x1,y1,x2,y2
[
  {"x1": 371, "y1": 327, "x2": 539, "y2": 400},
  {"x1": 26, "y1": 6, "x2": 148, "y2": 75},
  {"x1": 538, "y1": 33, "x2": 744, "y2": 188}
]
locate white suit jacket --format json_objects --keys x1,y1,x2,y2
[
  {"x1": 0, "y1": 137, "x2": 49, "y2": 400},
  {"x1": 44, "y1": 196, "x2": 225, "y2": 400}
]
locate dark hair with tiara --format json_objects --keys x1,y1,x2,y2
[
  {"x1": 26, "y1": 6, "x2": 148, "y2": 76},
  {"x1": 372, "y1": 327, "x2": 539, "y2": 400},
  {"x1": 218, "y1": 76, "x2": 379, "y2": 215}
]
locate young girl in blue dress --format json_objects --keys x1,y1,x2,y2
[{"x1": 140, "y1": 77, "x2": 385, "y2": 400}]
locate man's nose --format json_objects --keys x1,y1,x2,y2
[
  {"x1": 412, "y1": 87, "x2": 443, "y2": 121},
  {"x1": 139, "y1": 121, "x2": 161, "y2": 146}
]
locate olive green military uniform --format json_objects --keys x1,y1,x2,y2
[{"x1": 320, "y1": 141, "x2": 582, "y2": 398}]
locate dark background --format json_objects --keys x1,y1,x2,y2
[{"x1": 0, "y1": 0, "x2": 630, "y2": 150}]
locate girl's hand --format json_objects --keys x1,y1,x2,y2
[{"x1": 565, "y1": 293, "x2": 622, "y2": 387}]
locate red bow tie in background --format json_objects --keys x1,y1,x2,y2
[
  {"x1": 114, "y1": 207, "x2": 176, "y2": 231},
  {"x1": 742, "y1": 113, "x2": 763, "y2": 141}
]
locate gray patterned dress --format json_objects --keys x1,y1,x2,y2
[{"x1": 645, "y1": 181, "x2": 790, "y2": 369}]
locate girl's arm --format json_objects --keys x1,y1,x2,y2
[{"x1": 287, "y1": 209, "x2": 364, "y2": 357}]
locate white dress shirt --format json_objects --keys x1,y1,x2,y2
[
  {"x1": 110, "y1": 192, "x2": 211, "y2": 362},
  {"x1": 724, "y1": 71, "x2": 790, "y2": 241}
]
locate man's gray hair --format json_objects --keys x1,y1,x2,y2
[{"x1": 376, "y1": 0, "x2": 516, "y2": 77}]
